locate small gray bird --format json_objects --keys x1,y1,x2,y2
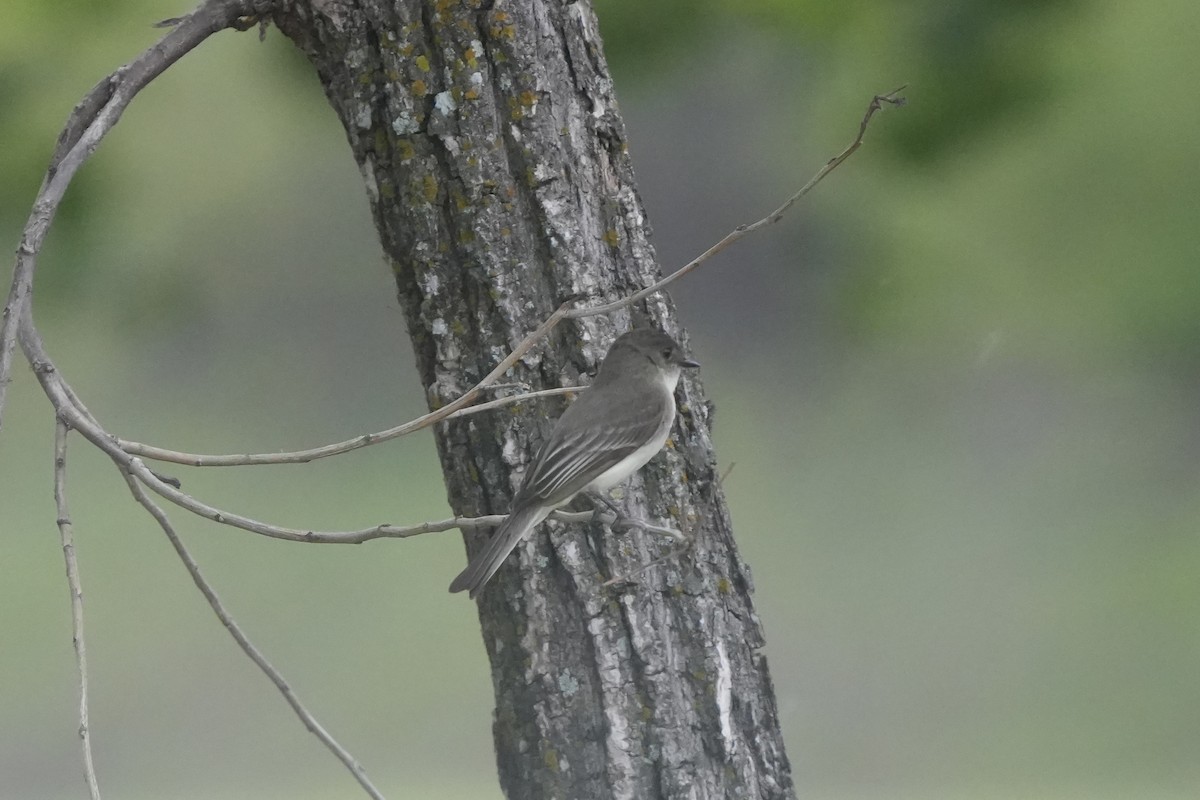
[{"x1": 449, "y1": 328, "x2": 700, "y2": 598}]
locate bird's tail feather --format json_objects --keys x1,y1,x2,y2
[{"x1": 448, "y1": 504, "x2": 550, "y2": 599}]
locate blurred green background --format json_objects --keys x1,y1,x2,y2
[{"x1": 3, "y1": 0, "x2": 1198, "y2": 798}]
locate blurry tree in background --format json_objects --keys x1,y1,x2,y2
[{"x1": 2, "y1": 0, "x2": 1198, "y2": 798}]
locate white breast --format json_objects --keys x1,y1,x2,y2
[{"x1": 585, "y1": 384, "x2": 677, "y2": 494}]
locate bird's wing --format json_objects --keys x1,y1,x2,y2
[{"x1": 517, "y1": 386, "x2": 670, "y2": 506}]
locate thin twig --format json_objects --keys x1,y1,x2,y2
[
  {"x1": 102, "y1": 88, "x2": 904, "y2": 469},
  {"x1": 717, "y1": 461, "x2": 737, "y2": 487},
  {"x1": 599, "y1": 534, "x2": 691, "y2": 587},
  {"x1": 54, "y1": 420, "x2": 102, "y2": 800},
  {"x1": 119, "y1": 385, "x2": 579, "y2": 467},
  {"x1": 564, "y1": 86, "x2": 907, "y2": 320},
  {"x1": 17, "y1": 85, "x2": 904, "y2": 551},
  {"x1": 120, "y1": 470, "x2": 387, "y2": 800},
  {"x1": 24, "y1": 338, "x2": 604, "y2": 543},
  {"x1": 600, "y1": 539, "x2": 695, "y2": 589}
]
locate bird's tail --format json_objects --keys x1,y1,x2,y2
[{"x1": 448, "y1": 504, "x2": 550, "y2": 599}]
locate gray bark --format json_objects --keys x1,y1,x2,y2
[{"x1": 272, "y1": 1, "x2": 794, "y2": 797}]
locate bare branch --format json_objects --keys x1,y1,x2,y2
[
  {"x1": 54, "y1": 421, "x2": 102, "y2": 800},
  {"x1": 0, "y1": 0, "x2": 264, "y2": 431},
  {"x1": 15, "y1": 86, "x2": 903, "y2": 548},
  {"x1": 120, "y1": 386, "x2": 580, "y2": 467},
  {"x1": 98, "y1": 90, "x2": 904, "y2": 469},
  {"x1": 25, "y1": 333, "x2": 666, "y2": 544},
  {"x1": 119, "y1": 470, "x2": 387, "y2": 800}
]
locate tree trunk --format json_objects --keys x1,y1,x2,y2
[{"x1": 272, "y1": 1, "x2": 794, "y2": 797}]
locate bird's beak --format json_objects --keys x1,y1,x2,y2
[{"x1": 679, "y1": 357, "x2": 701, "y2": 369}]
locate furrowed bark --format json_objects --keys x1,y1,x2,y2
[{"x1": 272, "y1": 1, "x2": 794, "y2": 797}]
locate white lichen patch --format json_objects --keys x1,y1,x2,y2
[
  {"x1": 441, "y1": 135, "x2": 461, "y2": 156},
  {"x1": 434, "y1": 90, "x2": 458, "y2": 115},
  {"x1": 715, "y1": 638, "x2": 735, "y2": 753},
  {"x1": 392, "y1": 112, "x2": 419, "y2": 135},
  {"x1": 431, "y1": 318, "x2": 448, "y2": 335},
  {"x1": 355, "y1": 103, "x2": 373, "y2": 130},
  {"x1": 560, "y1": 539, "x2": 580, "y2": 567},
  {"x1": 421, "y1": 272, "x2": 440, "y2": 296},
  {"x1": 470, "y1": 71, "x2": 484, "y2": 87},
  {"x1": 557, "y1": 670, "x2": 579, "y2": 696}
]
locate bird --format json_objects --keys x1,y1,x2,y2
[{"x1": 449, "y1": 328, "x2": 700, "y2": 599}]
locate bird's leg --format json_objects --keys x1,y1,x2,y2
[
  {"x1": 584, "y1": 491, "x2": 636, "y2": 534},
  {"x1": 584, "y1": 491, "x2": 687, "y2": 542}
]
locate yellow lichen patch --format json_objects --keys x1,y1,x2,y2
[
  {"x1": 397, "y1": 139, "x2": 416, "y2": 161},
  {"x1": 412, "y1": 78, "x2": 427, "y2": 96},
  {"x1": 488, "y1": 12, "x2": 515, "y2": 40},
  {"x1": 422, "y1": 174, "x2": 438, "y2": 202},
  {"x1": 464, "y1": 87, "x2": 480, "y2": 101},
  {"x1": 465, "y1": 46, "x2": 478, "y2": 68},
  {"x1": 518, "y1": 89, "x2": 537, "y2": 107},
  {"x1": 415, "y1": 54, "x2": 431, "y2": 72},
  {"x1": 603, "y1": 228, "x2": 619, "y2": 247},
  {"x1": 717, "y1": 577, "x2": 732, "y2": 595}
]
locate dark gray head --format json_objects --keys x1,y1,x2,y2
[{"x1": 594, "y1": 328, "x2": 700, "y2": 389}]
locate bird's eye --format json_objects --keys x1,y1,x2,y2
[{"x1": 661, "y1": 348, "x2": 673, "y2": 359}]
